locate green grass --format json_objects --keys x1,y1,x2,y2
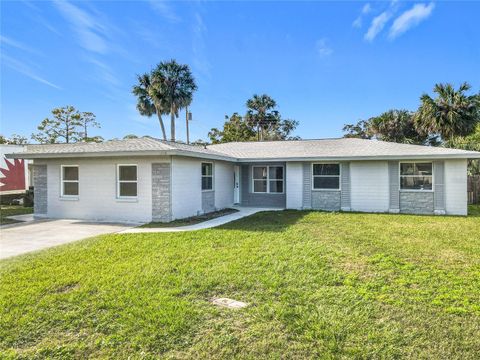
[
  {"x1": 0, "y1": 205, "x2": 33, "y2": 225},
  {"x1": 1, "y1": 209, "x2": 479, "y2": 358},
  {"x1": 141, "y1": 208, "x2": 238, "y2": 228},
  {"x1": 468, "y1": 204, "x2": 480, "y2": 216}
]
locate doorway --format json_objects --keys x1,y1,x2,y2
[{"x1": 234, "y1": 165, "x2": 240, "y2": 204}]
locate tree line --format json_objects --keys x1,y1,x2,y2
[
  {"x1": 343, "y1": 82, "x2": 480, "y2": 150},
  {"x1": 208, "y1": 94, "x2": 298, "y2": 144},
  {"x1": 1, "y1": 105, "x2": 101, "y2": 145},
  {"x1": 342, "y1": 82, "x2": 480, "y2": 174}
]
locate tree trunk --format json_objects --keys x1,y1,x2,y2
[
  {"x1": 170, "y1": 107, "x2": 175, "y2": 142},
  {"x1": 157, "y1": 113, "x2": 167, "y2": 141}
]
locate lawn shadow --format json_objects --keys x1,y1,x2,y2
[
  {"x1": 217, "y1": 210, "x2": 307, "y2": 232},
  {"x1": 468, "y1": 205, "x2": 480, "y2": 217}
]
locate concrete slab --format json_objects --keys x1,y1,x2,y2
[
  {"x1": 0, "y1": 219, "x2": 134, "y2": 260},
  {"x1": 212, "y1": 297, "x2": 248, "y2": 309}
]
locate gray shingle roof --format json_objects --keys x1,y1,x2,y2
[
  {"x1": 11, "y1": 137, "x2": 230, "y2": 160},
  {"x1": 206, "y1": 138, "x2": 480, "y2": 160},
  {"x1": 9, "y1": 137, "x2": 480, "y2": 161}
]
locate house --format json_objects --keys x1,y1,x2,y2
[
  {"x1": 1, "y1": 145, "x2": 32, "y2": 204},
  {"x1": 8, "y1": 137, "x2": 480, "y2": 222}
]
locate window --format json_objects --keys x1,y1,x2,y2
[
  {"x1": 202, "y1": 163, "x2": 213, "y2": 190},
  {"x1": 400, "y1": 162, "x2": 432, "y2": 190},
  {"x1": 252, "y1": 165, "x2": 284, "y2": 193},
  {"x1": 312, "y1": 163, "x2": 340, "y2": 190},
  {"x1": 61, "y1": 165, "x2": 79, "y2": 196},
  {"x1": 117, "y1": 165, "x2": 137, "y2": 197}
]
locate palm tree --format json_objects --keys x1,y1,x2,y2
[
  {"x1": 369, "y1": 109, "x2": 425, "y2": 144},
  {"x1": 132, "y1": 73, "x2": 168, "y2": 140},
  {"x1": 152, "y1": 60, "x2": 197, "y2": 142},
  {"x1": 245, "y1": 94, "x2": 279, "y2": 141},
  {"x1": 414, "y1": 82, "x2": 479, "y2": 141}
]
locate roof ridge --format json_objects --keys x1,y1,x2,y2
[{"x1": 207, "y1": 137, "x2": 366, "y2": 146}]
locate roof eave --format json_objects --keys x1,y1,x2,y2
[
  {"x1": 6, "y1": 149, "x2": 237, "y2": 162},
  {"x1": 7, "y1": 151, "x2": 479, "y2": 162},
  {"x1": 236, "y1": 153, "x2": 480, "y2": 162}
]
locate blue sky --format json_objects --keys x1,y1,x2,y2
[{"x1": 1, "y1": 1, "x2": 479, "y2": 142}]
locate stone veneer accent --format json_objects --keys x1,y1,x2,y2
[
  {"x1": 152, "y1": 163, "x2": 171, "y2": 222},
  {"x1": 202, "y1": 191, "x2": 215, "y2": 213},
  {"x1": 303, "y1": 162, "x2": 350, "y2": 211},
  {"x1": 33, "y1": 164, "x2": 48, "y2": 216},
  {"x1": 400, "y1": 192, "x2": 434, "y2": 214},
  {"x1": 390, "y1": 160, "x2": 443, "y2": 215},
  {"x1": 311, "y1": 191, "x2": 341, "y2": 211}
]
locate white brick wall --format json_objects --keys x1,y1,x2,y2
[
  {"x1": 350, "y1": 161, "x2": 389, "y2": 212},
  {"x1": 286, "y1": 162, "x2": 303, "y2": 209},
  {"x1": 40, "y1": 157, "x2": 169, "y2": 223},
  {"x1": 445, "y1": 159, "x2": 468, "y2": 215}
]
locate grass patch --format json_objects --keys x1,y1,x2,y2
[
  {"x1": 141, "y1": 208, "x2": 238, "y2": 228},
  {"x1": 0, "y1": 205, "x2": 33, "y2": 225},
  {"x1": 468, "y1": 204, "x2": 480, "y2": 216},
  {"x1": 1, "y1": 210, "x2": 480, "y2": 358}
]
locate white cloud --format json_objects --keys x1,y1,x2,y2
[
  {"x1": 389, "y1": 3, "x2": 435, "y2": 39},
  {"x1": 21, "y1": 0, "x2": 61, "y2": 36},
  {"x1": 364, "y1": 11, "x2": 392, "y2": 41},
  {"x1": 53, "y1": 0, "x2": 110, "y2": 54},
  {"x1": 149, "y1": 0, "x2": 180, "y2": 23},
  {"x1": 352, "y1": 3, "x2": 371, "y2": 28},
  {"x1": 352, "y1": 17, "x2": 362, "y2": 28},
  {"x1": 84, "y1": 57, "x2": 121, "y2": 87},
  {"x1": 0, "y1": 35, "x2": 43, "y2": 56},
  {"x1": 362, "y1": 3, "x2": 372, "y2": 14},
  {"x1": 52, "y1": 0, "x2": 125, "y2": 97},
  {"x1": 315, "y1": 38, "x2": 333, "y2": 57},
  {"x1": 192, "y1": 13, "x2": 211, "y2": 79},
  {"x1": 1, "y1": 54, "x2": 61, "y2": 89}
]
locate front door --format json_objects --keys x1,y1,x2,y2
[{"x1": 234, "y1": 165, "x2": 240, "y2": 204}]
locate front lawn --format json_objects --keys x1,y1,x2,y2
[
  {"x1": 0, "y1": 205, "x2": 33, "y2": 225},
  {"x1": 1, "y1": 210, "x2": 479, "y2": 358}
]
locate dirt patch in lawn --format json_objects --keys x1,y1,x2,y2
[{"x1": 140, "y1": 208, "x2": 239, "y2": 228}]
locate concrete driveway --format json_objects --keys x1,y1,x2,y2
[{"x1": 0, "y1": 219, "x2": 135, "y2": 260}]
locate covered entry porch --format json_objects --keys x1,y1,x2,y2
[{"x1": 234, "y1": 162, "x2": 287, "y2": 208}]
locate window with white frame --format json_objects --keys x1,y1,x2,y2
[
  {"x1": 312, "y1": 163, "x2": 340, "y2": 190},
  {"x1": 61, "y1": 165, "x2": 79, "y2": 196},
  {"x1": 117, "y1": 165, "x2": 137, "y2": 197},
  {"x1": 400, "y1": 162, "x2": 432, "y2": 190},
  {"x1": 202, "y1": 163, "x2": 213, "y2": 190},
  {"x1": 252, "y1": 165, "x2": 284, "y2": 193}
]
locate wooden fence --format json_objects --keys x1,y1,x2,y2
[{"x1": 468, "y1": 175, "x2": 480, "y2": 204}]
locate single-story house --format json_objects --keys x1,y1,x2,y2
[{"x1": 9, "y1": 137, "x2": 480, "y2": 222}]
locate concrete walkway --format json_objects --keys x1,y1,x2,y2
[
  {"x1": 120, "y1": 207, "x2": 281, "y2": 234},
  {"x1": 0, "y1": 219, "x2": 134, "y2": 260},
  {"x1": 3, "y1": 213, "x2": 35, "y2": 223}
]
